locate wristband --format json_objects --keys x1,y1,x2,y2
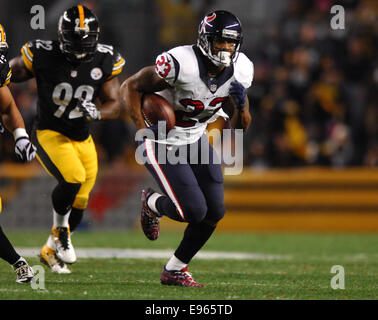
[{"x1": 13, "y1": 128, "x2": 29, "y2": 141}]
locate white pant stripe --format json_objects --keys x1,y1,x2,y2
[{"x1": 144, "y1": 139, "x2": 185, "y2": 219}]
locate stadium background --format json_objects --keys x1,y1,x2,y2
[{"x1": 0, "y1": 0, "x2": 377, "y2": 233}]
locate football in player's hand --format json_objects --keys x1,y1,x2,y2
[{"x1": 141, "y1": 93, "x2": 176, "y2": 131}]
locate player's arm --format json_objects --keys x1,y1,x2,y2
[
  {"x1": 9, "y1": 55, "x2": 34, "y2": 82},
  {"x1": 0, "y1": 86, "x2": 25, "y2": 130},
  {"x1": 0, "y1": 86, "x2": 36, "y2": 162},
  {"x1": 227, "y1": 81, "x2": 251, "y2": 131},
  {"x1": 96, "y1": 77, "x2": 121, "y2": 120},
  {"x1": 120, "y1": 66, "x2": 170, "y2": 129},
  {"x1": 230, "y1": 95, "x2": 251, "y2": 131}
]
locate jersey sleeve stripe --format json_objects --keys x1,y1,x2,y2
[
  {"x1": 2, "y1": 70, "x2": 11, "y2": 87},
  {"x1": 21, "y1": 45, "x2": 34, "y2": 62},
  {"x1": 0, "y1": 24, "x2": 5, "y2": 42},
  {"x1": 5, "y1": 69, "x2": 11, "y2": 81},
  {"x1": 24, "y1": 43, "x2": 34, "y2": 58},
  {"x1": 21, "y1": 46, "x2": 34, "y2": 72},
  {"x1": 108, "y1": 67, "x2": 123, "y2": 79},
  {"x1": 107, "y1": 57, "x2": 125, "y2": 80},
  {"x1": 3, "y1": 78, "x2": 11, "y2": 87},
  {"x1": 1, "y1": 70, "x2": 11, "y2": 87},
  {"x1": 112, "y1": 58, "x2": 125, "y2": 70}
]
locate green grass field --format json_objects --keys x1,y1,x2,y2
[{"x1": 0, "y1": 230, "x2": 377, "y2": 300}]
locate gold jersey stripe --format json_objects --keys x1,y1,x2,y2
[
  {"x1": 107, "y1": 66, "x2": 123, "y2": 80},
  {"x1": 0, "y1": 24, "x2": 5, "y2": 42},
  {"x1": 3, "y1": 77, "x2": 11, "y2": 87},
  {"x1": 5, "y1": 69, "x2": 11, "y2": 80},
  {"x1": 113, "y1": 57, "x2": 125, "y2": 68},
  {"x1": 21, "y1": 47, "x2": 34, "y2": 72},
  {"x1": 2, "y1": 70, "x2": 11, "y2": 86},
  {"x1": 24, "y1": 43, "x2": 34, "y2": 58}
]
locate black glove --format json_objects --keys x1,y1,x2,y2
[{"x1": 229, "y1": 80, "x2": 247, "y2": 110}]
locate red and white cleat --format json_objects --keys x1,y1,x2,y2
[
  {"x1": 140, "y1": 188, "x2": 161, "y2": 241},
  {"x1": 160, "y1": 266, "x2": 204, "y2": 287}
]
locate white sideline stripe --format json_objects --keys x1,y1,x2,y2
[{"x1": 15, "y1": 248, "x2": 291, "y2": 260}]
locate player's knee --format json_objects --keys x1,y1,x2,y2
[
  {"x1": 64, "y1": 167, "x2": 86, "y2": 185},
  {"x1": 200, "y1": 202, "x2": 226, "y2": 226},
  {"x1": 211, "y1": 202, "x2": 226, "y2": 222},
  {"x1": 73, "y1": 195, "x2": 89, "y2": 210},
  {"x1": 52, "y1": 181, "x2": 81, "y2": 215},
  {"x1": 72, "y1": 175, "x2": 97, "y2": 210},
  {"x1": 182, "y1": 201, "x2": 208, "y2": 224}
]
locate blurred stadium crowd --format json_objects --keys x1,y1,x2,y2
[
  {"x1": 0, "y1": 0, "x2": 377, "y2": 167},
  {"x1": 245, "y1": 0, "x2": 377, "y2": 168}
]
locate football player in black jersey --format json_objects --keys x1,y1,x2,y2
[
  {"x1": 0, "y1": 23, "x2": 36, "y2": 283},
  {"x1": 10, "y1": 6, "x2": 125, "y2": 273}
]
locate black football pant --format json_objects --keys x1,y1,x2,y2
[{"x1": 0, "y1": 226, "x2": 20, "y2": 265}]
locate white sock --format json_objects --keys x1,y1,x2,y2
[
  {"x1": 46, "y1": 235, "x2": 56, "y2": 249},
  {"x1": 53, "y1": 208, "x2": 70, "y2": 228},
  {"x1": 165, "y1": 255, "x2": 187, "y2": 271},
  {"x1": 13, "y1": 257, "x2": 26, "y2": 266},
  {"x1": 147, "y1": 192, "x2": 162, "y2": 215}
]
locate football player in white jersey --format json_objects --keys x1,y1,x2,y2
[{"x1": 121, "y1": 10, "x2": 252, "y2": 287}]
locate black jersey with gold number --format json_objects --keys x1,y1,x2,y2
[{"x1": 21, "y1": 40, "x2": 125, "y2": 141}]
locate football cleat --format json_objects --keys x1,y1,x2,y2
[
  {"x1": 160, "y1": 266, "x2": 204, "y2": 287},
  {"x1": 39, "y1": 244, "x2": 71, "y2": 274},
  {"x1": 141, "y1": 188, "x2": 161, "y2": 241},
  {"x1": 51, "y1": 226, "x2": 77, "y2": 264},
  {"x1": 13, "y1": 258, "x2": 34, "y2": 283}
]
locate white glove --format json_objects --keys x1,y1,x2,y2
[
  {"x1": 13, "y1": 128, "x2": 36, "y2": 162},
  {"x1": 78, "y1": 99, "x2": 101, "y2": 121}
]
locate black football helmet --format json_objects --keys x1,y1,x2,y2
[
  {"x1": 0, "y1": 24, "x2": 8, "y2": 55},
  {"x1": 58, "y1": 5, "x2": 100, "y2": 62},
  {"x1": 197, "y1": 10, "x2": 243, "y2": 67}
]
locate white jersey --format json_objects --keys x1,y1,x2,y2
[{"x1": 153, "y1": 45, "x2": 254, "y2": 145}]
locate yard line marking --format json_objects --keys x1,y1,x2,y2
[{"x1": 16, "y1": 248, "x2": 291, "y2": 260}]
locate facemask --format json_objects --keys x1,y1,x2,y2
[
  {"x1": 216, "y1": 51, "x2": 231, "y2": 67},
  {"x1": 210, "y1": 50, "x2": 232, "y2": 67}
]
